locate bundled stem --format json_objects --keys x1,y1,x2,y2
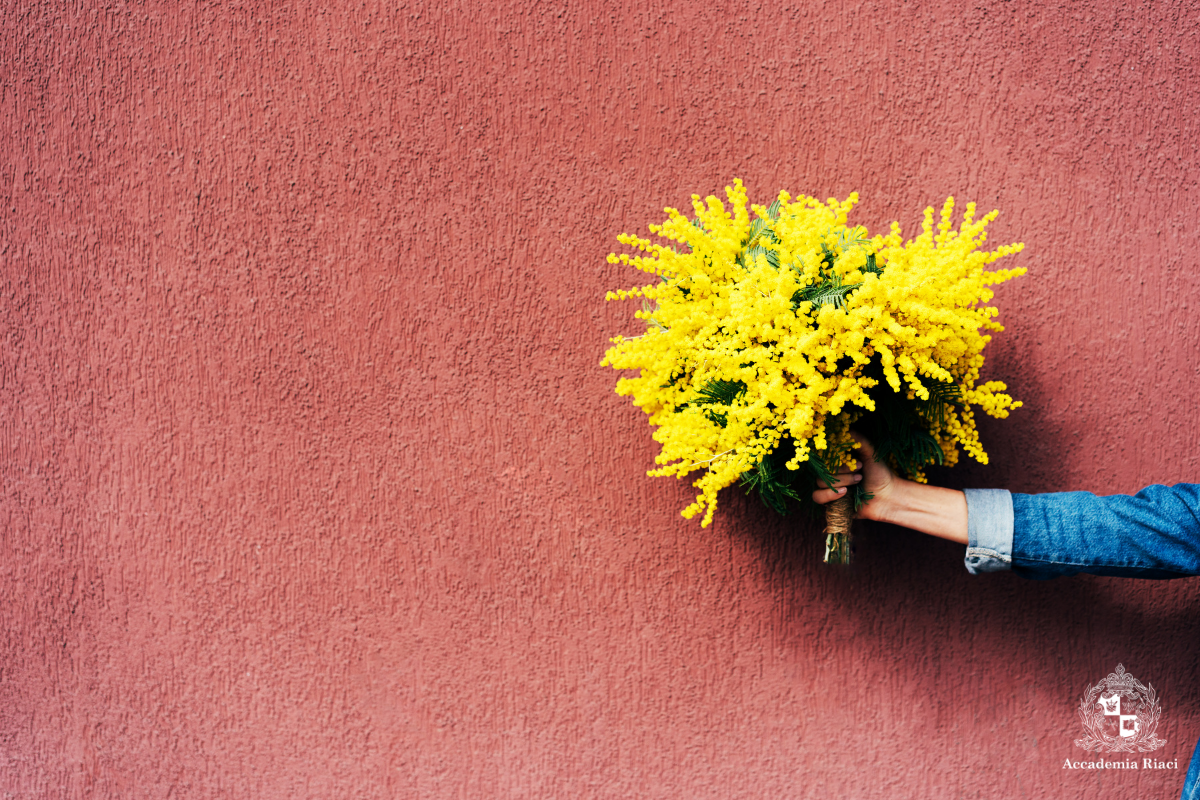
[{"x1": 823, "y1": 494, "x2": 853, "y2": 564}]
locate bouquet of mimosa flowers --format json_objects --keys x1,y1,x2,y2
[{"x1": 601, "y1": 180, "x2": 1025, "y2": 563}]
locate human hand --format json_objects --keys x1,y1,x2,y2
[
  {"x1": 811, "y1": 433, "x2": 898, "y2": 522},
  {"x1": 811, "y1": 432, "x2": 968, "y2": 543}
]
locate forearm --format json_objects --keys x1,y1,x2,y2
[
  {"x1": 862, "y1": 478, "x2": 968, "y2": 544},
  {"x1": 878, "y1": 482, "x2": 1200, "y2": 579},
  {"x1": 825, "y1": 435, "x2": 1200, "y2": 578}
]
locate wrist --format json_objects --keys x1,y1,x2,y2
[{"x1": 863, "y1": 478, "x2": 968, "y2": 544}]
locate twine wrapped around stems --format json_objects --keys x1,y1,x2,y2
[{"x1": 823, "y1": 494, "x2": 853, "y2": 564}]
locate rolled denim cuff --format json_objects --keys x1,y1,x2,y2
[{"x1": 963, "y1": 488, "x2": 1014, "y2": 574}]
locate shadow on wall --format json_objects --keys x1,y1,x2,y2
[
  {"x1": 641, "y1": 310, "x2": 1200, "y2": 775},
  {"x1": 735, "y1": 479, "x2": 1200, "y2": 753}
]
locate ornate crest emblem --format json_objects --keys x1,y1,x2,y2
[{"x1": 1075, "y1": 664, "x2": 1166, "y2": 753}]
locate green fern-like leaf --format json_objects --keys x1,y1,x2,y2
[
  {"x1": 695, "y1": 378, "x2": 747, "y2": 406},
  {"x1": 807, "y1": 282, "x2": 853, "y2": 309},
  {"x1": 684, "y1": 378, "x2": 747, "y2": 428},
  {"x1": 746, "y1": 218, "x2": 767, "y2": 247},
  {"x1": 873, "y1": 427, "x2": 944, "y2": 477},
  {"x1": 915, "y1": 380, "x2": 963, "y2": 427},
  {"x1": 793, "y1": 276, "x2": 853, "y2": 311},
  {"x1": 837, "y1": 225, "x2": 871, "y2": 253},
  {"x1": 740, "y1": 453, "x2": 803, "y2": 515},
  {"x1": 740, "y1": 244, "x2": 766, "y2": 268},
  {"x1": 851, "y1": 482, "x2": 875, "y2": 513}
]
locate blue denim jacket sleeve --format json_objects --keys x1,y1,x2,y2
[
  {"x1": 963, "y1": 484, "x2": 1200, "y2": 579},
  {"x1": 963, "y1": 489, "x2": 1014, "y2": 574}
]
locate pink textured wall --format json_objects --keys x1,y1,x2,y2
[{"x1": 3, "y1": 0, "x2": 1199, "y2": 796}]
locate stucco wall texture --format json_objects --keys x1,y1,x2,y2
[{"x1": 3, "y1": 0, "x2": 1200, "y2": 797}]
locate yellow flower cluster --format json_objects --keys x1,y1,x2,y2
[{"x1": 601, "y1": 180, "x2": 1026, "y2": 527}]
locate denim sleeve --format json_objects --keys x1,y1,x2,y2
[
  {"x1": 964, "y1": 488, "x2": 1014, "y2": 574},
  {"x1": 1010, "y1": 484, "x2": 1200, "y2": 579}
]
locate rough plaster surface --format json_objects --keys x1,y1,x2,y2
[{"x1": 3, "y1": 0, "x2": 1200, "y2": 797}]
